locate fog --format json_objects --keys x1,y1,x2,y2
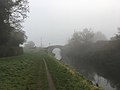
[
  {"x1": 1, "y1": 0, "x2": 120, "y2": 89},
  {"x1": 24, "y1": 0, "x2": 120, "y2": 46}
]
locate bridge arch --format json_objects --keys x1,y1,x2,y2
[{"x1": 47, "y1": 45, "x2": 63, "y2": 53}]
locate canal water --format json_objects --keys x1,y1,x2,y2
[
  {"x1": 52, "y1": 48, "x2": 117, "y2": 90},
  {"x1": 52, "y1": 48, "x2": 62, "y2": 60}
]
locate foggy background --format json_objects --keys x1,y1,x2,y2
[{"x1": 24, "y1": 0, "x2": 120, "y2": 46}]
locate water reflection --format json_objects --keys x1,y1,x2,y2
[
  {"x1": 52, "y1": 49, "x2": 117, "y2": 90},
  {"x1": 93, "y1": 73, "x2": 116, "y2": 90},
  {"x1": 52, "y1": 48, "x2": 62, "y2": 60}
]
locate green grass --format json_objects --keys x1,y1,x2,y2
[
  {"x1": 44, "y1": 54, "x2": 101, "y2": 90},
  {"x1": 0, "y1": 53, "x2": 48, "y2": 90},
  {"x1": 0, "y1": 51, "x2": 101, "y2": 90}
]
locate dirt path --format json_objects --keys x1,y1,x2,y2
[{"x1": 43, "y1": 59, "x2": 56, "y2": 90}]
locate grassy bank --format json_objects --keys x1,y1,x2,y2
[
  {"x1": 0, "y1": 53, "x2": 48, "y2": 90},
  {"x1": 0, "y1": 51, "x2": 101, "y2": 90},
  {"x1": 44, "y1": 54, "x2": 101, "y2": 90}
]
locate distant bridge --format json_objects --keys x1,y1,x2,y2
[{"x1": 47, "y1": 45, "x2": 63, "y2": 53}]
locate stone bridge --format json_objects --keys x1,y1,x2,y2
[{"x1": 47, "y1": 45, "x2": 63, "y2": 53}]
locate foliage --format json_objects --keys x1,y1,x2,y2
[
  {"x1": 62, "y1": 29, "x2": 120, "y2": 89},
  {"x1": 24, "y1": 41, "x2": 36, "y2": 48},
  {"x1": 7, "y1": 30, "x2": 27, "y2": 47},
  {"x1": 69, "y1": 28, "x2": 107, "y2": 46},
  {"x1": 0, "y1": 0, "x2": 28, "y2": 46},
  {"x1": 111, "y1": 28, "x2": 120, "y2": 40},
  {"x1": 92, "y1": 32, "x2": 107, "y2": 42},
  {"x1": 69, "y1": 28, "x2": 94, "y2": 45},
  {"x1": 9, "y1": 0, "x2": 29, "y2": 30}
]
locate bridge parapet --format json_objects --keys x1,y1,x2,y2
[{"x1": 47, "y1": 45, "x2": 63, "y2": 53}]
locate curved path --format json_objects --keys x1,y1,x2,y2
[{"x1": 43, "y1": 59, "x2": 56, "y2": 90}]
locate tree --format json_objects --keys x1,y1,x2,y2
[
  {"x1": 0, "y1": 0, "x2": 12, "y2": 45},
  {"x1": 24, "y1": 41, "x2": 36, "y2": 49},
  {"x1": 0, "y1": 0, "x2": 29, "y2": 46},
  {"x1": 9, "y1": 0, "x2": 29, "y2": 30},
  {"x1": 111, "y1": 28, "x2": 120, "y2": 40},
  {"x1": 0, "y1": 0, "x2": 29, "y2": 57},
  {"x1": 69, "y1": 28, "x2": 94, "y2": 45},
  {"x1": 7, "y1": 30, "x2": 27, "y2": 47},
  {"x1": 92, "y1": 31, "x2": 107, "y2": 42}
]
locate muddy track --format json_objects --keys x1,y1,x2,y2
[{"x1": 43, "y1": 59, "x2": 56, "y2": 90}]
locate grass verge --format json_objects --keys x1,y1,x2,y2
[
  {"x1": 44, "y1": 54, "x2": 101, "y2": 90},
  {"x1": 0, "y1": 53, "x2": 48, "y2": 90}
]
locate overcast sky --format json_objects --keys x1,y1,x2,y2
[{"x1": 24, "y1": 0, "x2": 120, "y2": 46}]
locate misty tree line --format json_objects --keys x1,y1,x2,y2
[
  {"x1": 62, "y1": 28, "x2": 120, "y2": 89},
  {"x1": 0, "y1": 0, "x2": 29, "y2": 57}
]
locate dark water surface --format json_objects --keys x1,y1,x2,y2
[{"x1": 52, "y1": 49, "x2": 117, "y2": 90}]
